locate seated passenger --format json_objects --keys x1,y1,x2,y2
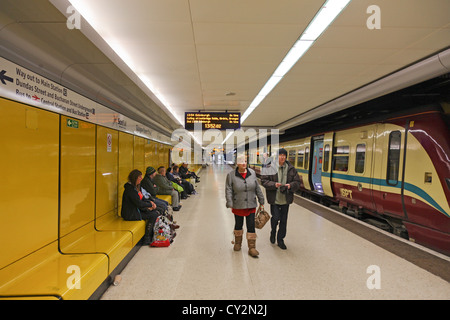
[
  {"x1": 121, "y1": 169, "x2": 161, "y2": 244},
  {"x1": 141, "y1": 166, "x2": 170, "y2": 211},
  {"x1": 154, "y1": 166, "x2": 182, "y2": 211},
  {"x1": 179, "y1": 163, "x2": 200, "y2": 183},
  {"x1": 166, "y1": 167, "x2": 189, "y2": 199},
  {"x1": 121, "y1": 169, "x2": 158, "y2": 221},
  {"x1": 173, "y1": 165, "x2": 197, "y2": 195}
]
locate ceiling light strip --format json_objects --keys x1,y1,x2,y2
[
  {"x1": 68, "y1": 0, "x2": 185, "y2": 129},
  {"x1": 240, "y1": 0, "x2": 351, "y2": 124}
]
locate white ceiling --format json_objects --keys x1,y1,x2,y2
[
  {"x1": 60, "y1": 0, "x2": 450, "y2": 128},
  {"x1": 2, "y1": 0, "x2": 450, "y2": 138}
]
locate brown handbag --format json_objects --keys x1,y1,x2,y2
[{"x1": 255, "y1": 205, "x2": 271, "y2": 229}]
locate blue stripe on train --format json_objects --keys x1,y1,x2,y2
[{"x1": 297, "y1": 169, "x2": 449, "y2": 217}]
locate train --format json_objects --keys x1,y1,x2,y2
[{"x1": 248, "y1": 105, "x2": 450, "y2": 256}]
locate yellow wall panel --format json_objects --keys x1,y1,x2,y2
[
  {"x1": 159, "y1": 144, "x2": 163, "y2": 167},
  {"x1": 144, "y1": 140, "x2": 156, "y2": 170},
  {"x1": 144, "y1": 139, "x2": 153, "y2": 171},
  {"x1": 133, "y1": 136, "x2": 145, "y2": 173},
  {"x1": 96, "y1": 126, "x2": 118, "y2": 218},
  {"x1": 60, "y1": 116, "x2": 96, "y2": 237},
  {"x1": 157, "y1": 143, "x2": 163, "y2": 168},
  {"x1": 0, "y1": 99, "x2": 59, "y2": 268},
  {"x1": 118, "y1": 132, "x2": 134, "y2": 213}
]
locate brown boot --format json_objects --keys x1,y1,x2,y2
[
  {"x1": 247, "y1": 233, "x2": 259, "y2": 257},
  {"x1": 232, "y1": 230, "x2": 243, "y2": 251}
]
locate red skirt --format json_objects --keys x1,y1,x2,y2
[{"x1": 232, "y1": 208, "x2": 256, "y2": 217}]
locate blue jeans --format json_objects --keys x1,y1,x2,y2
[{"x1": 270, "y1": 204, "x2": 289, "y2": 242}]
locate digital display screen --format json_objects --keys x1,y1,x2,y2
[{"x1": 185, "y1": 112, "x2": 241, "y2": 130}]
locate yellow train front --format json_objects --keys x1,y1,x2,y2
[{"x1": 249, "y1": 106, "x2": 450, "y2": 255}]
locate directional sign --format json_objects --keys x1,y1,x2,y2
[
  {"x1": 0, "y1": 70, "x2": 13, "y2": 85},
  {"x1": 67, "y1": 118, "x2": 79, "y2": 129},
  {"x1": 0, "y1": 56, "x2": 171, "y2": 145}
]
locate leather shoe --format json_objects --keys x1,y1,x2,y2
[
  {"x1": 270, "y1": 231, "x2": 276, "y2": 244},
  {"x1": 278, "y1": 240, "x2": 287, "y2": 250}
]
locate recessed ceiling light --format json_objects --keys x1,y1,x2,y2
[{"x1": 239, "y1": 0, "x2": 352, "y2": 125}]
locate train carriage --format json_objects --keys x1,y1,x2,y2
[{"x1": 256, "y1": 107, "x2": 449, "y2": 255}]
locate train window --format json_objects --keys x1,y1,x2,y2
[
  {"x1": 333, "y1": 145, "x2": 349, "y2": 172},
  {"x1": 323, "y1": 144, "x2": 330, "y2": 172},
  {"x1": 297, "y1": 149, "x2": 304, "y2": 168},
  {"x1": 305, "y1": 147, "x2": 310, "y2": 169},
  {"x1": 387, "y1": 131, "x2": 401, "y2": 186},
  {"x1": 355, "y1": 144, "x2": 366, "y2": 173},
  {"x1": 288, "y1": 150, "x2": 296, "y2": 164}
]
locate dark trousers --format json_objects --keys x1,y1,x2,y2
[
  {"x1": 181, "y1": 179, "x2": 194, "y2": 194},
  {"x1": 141, "y1": 210, "x2": 160, "y2": 245},
  {"x1": 234, "y1": 213, "x2": 255, "y2": 233},
  {"x1": 270, "y1": 204, "x2": 289, "y2": 241}
]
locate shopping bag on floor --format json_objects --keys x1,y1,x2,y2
[
  {"x1": 255, "y1": 206, "x2": 270, "y2": 229},
  {"x1": 150, "y1": 216, "x2": 171, "y2": 247}
]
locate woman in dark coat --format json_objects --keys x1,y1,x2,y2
[
  {"x1": 121, "y1": 169, "x2": 161, "y2": 244},
  {"x1": 121, "y1": 169, "x2": 158, "y2": 221}
]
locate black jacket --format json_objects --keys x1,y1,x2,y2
[
  {"x1": 120, "y1": 182, "x2": 153, "y2": 221},
  {"x1": 141, "y1": 174, "x2": 158, "y2": 197},
  {"x1": 179, "y1": 166, "x2": 190, "y2": 179},
  {"x1": 261, "y1": 161, "x2": 301, "y2": 205}
]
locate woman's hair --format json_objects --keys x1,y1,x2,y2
[
  {"x1": 236, "y1": 154, "x2": 247, "y2": 165},
  {"x1": 128, "y1": 169, "x2": 142, "y2": 186}
]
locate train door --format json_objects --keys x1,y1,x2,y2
[
  {"x1": 371, "y1": 124, "x2": 406, "y2": 217},
  {"x1": 311, "y1": 136, "x2": 324, "y2": 193},
  {"x1": 303, "y1": 138, "x2": 312, "y2": 190},
  {"x1": 321, "y1": 132, "x2": 334, "y2": 197}
]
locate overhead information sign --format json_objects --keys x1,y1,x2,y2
[{"x1": 185, "y1": 112, "x2": 240, "y2": 130}]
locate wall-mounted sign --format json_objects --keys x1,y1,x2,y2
[
  {"x1": 185, "y1": 112, "x2": 240, "y2": 130},
  {"x1": 0, "y1": 56, "x2": 172, "y2": 145}
]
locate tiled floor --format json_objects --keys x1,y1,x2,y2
[{"x1": 101, "y1": 164, "x2": 450, "y2": 300}]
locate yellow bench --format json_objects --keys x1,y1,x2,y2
[
  {"x1": 156, "y1": 194, "x2": 172, "y2": 205},
  {"x1": 0, "y1": 242, "x2": 108, "y2": 300},
  {"x1": 96, "y1": 210, "x2": 146, "y2": 247},
  {"x1": 59, "y1": 221, "x2": 133, "y2": 274}
]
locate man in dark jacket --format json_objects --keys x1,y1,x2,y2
[
  {"x1": 261, "y1": 148, "x2": 300, "y2": 250},
  {"x1": 179, "y1": 163, "x2": 200, "y2": 183},
  {"x1": 141, "y1": 166, "x2": 169, "y2": 212}
]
